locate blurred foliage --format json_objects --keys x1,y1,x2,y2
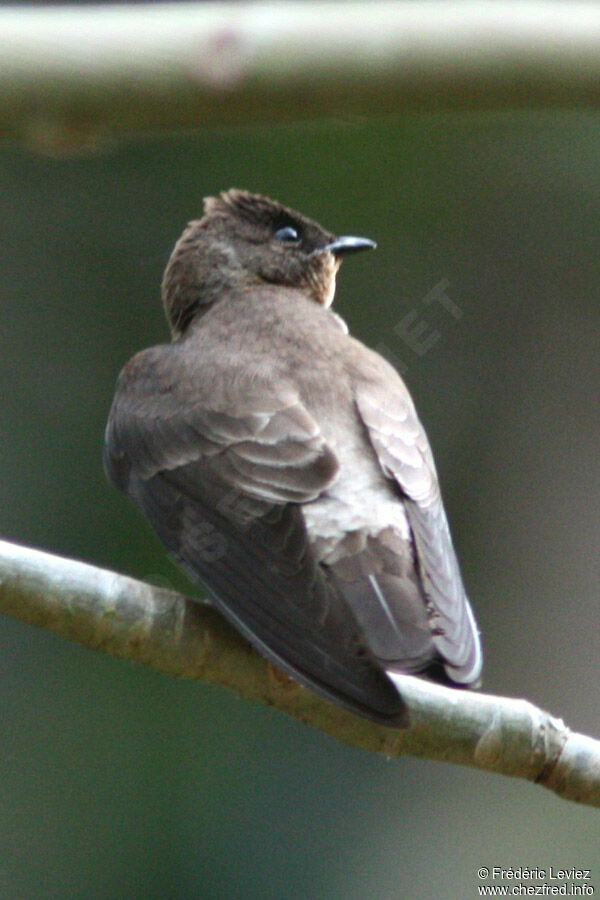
[{"x1": 1, "y1": 109, "x2": 599, "y2": 899}]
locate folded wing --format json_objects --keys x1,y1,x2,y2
[
  {"x1": 355, "y1": 378, "x2": 482, "y2": 685},
  {"x1": 104, "y1": 347, "x2": 408, "y2": 723}
]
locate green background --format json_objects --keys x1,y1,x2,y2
[{"x1": 2, "y1": 110, "x2": 599, "y2": 898}]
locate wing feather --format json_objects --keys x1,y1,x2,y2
[
  {"x1": 355, "y1": 379, "x2": 482, "y2": 684},
  {"x1": 104, "y1": 346, "x2": 407, "y2": 723}
]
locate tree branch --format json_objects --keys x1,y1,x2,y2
[
  {"x1": 1, "y1": 537, "x2": 599, "y2": 806},
  {"x1": 4, "y1": 2, "x2": 600, "y2": 150}
]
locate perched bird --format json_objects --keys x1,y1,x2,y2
[{"x1": 104, "y1": 190, "x2": 482, "y2": 725}]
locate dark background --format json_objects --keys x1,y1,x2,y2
[{"x1": 2, "y1": 109, "x2": 599, "y2": 898}]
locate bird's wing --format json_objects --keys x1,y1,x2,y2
[
  {"x1": 355, "y1": 376, "x2": 482, "y2": 685},
  {"x1": 104, "y1": 347, "x2": 341, "y2": 503},
  {"x1": 104, "y1": 348, "x2": 406, "y2": 724}
]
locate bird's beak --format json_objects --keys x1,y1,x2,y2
[{"x1": 315, "y1": 236, "x2": 377, "y2": 257}]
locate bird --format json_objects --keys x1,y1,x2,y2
[{"x1": 104, "y1": 189, "x2": 482, "y2": 726}]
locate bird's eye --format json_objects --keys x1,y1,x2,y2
[{"x1": 274, "y1": 226, "x2": 300, "y2": 243}]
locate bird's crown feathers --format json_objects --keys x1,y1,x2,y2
[{"x1": 203, "y1": 189, "x2": 305, "y2": 231}]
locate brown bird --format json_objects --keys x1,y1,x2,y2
[{"x1": 104, "y1": 190, "x2": 482, "y2": 725}]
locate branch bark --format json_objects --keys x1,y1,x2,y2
[
  {"x1": 1, "y1": 537, "x2": 599, "y2": 807},
  {"x1": 4, "y1": 2, "x2": 600, "y2": 150}
]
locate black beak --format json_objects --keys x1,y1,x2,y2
[{"x1": 316, "y1": 236, "x2": 377, "y2": 258}]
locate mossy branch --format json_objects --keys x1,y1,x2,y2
[{"x1": 1, "y1": 537, "x2": 599, "y2": 807}]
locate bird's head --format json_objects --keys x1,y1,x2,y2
[{"x1": 161, "y1": 189, "x2": 375, "y2": 337}]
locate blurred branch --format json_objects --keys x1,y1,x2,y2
[
  {"x1": 1, "y1": 538, "x2": 599, "y2": 807},
  {"x1": 3, "y1": 2, "x2": 600, "y2": 151}
]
